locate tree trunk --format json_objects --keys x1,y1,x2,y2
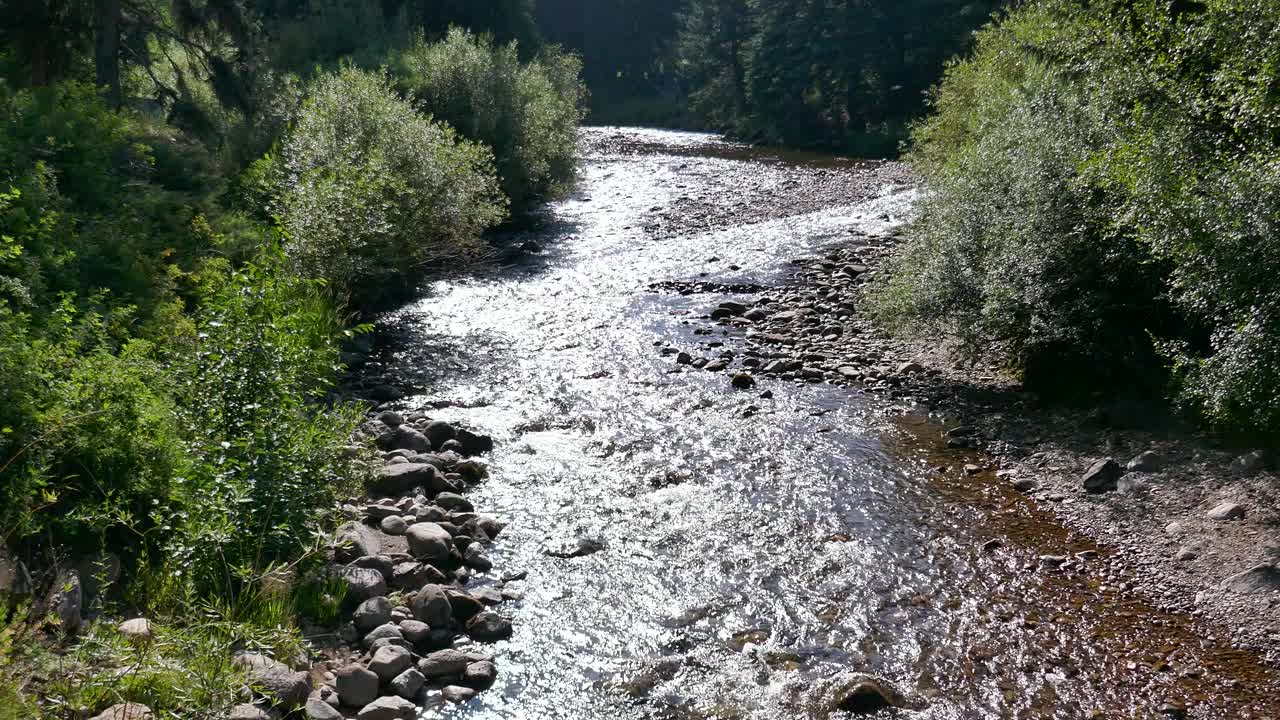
[{"x1": 95, "y1": 0, "x2": 122, "y2": 107}]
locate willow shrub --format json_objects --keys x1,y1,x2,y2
[
  {"x1": 877, "y1": 0, "x2": 1280, "y2": 437},
  {"x1": 392, "y1": 28, "x2": 588, "y2": 215},
  {"x1": 271, "y1": 65, "x2": 506, "y2": 308}
]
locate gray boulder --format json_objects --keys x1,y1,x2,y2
[
  {"x1": 411, "y1": 584, "x2": 453, "y2": 628},
  {"x1": 405, "y1": 523, "x2": 454, "y2": 562},
  {"x1": 1220, "y1": 563, "x2": 1280, "y2": 594},
  {"x1": 1126, "y1": 450, "x2": 1166, "y2": 473},
  {"x1": 389, "y1": 668, "x2": 425, "y2": 700},
  {"x1": 1082, "y1": 458, "x2": 1123, "y2": 493},
  {"x1": 378, "y1": 426, "x2": 432, "y2": 453},
  {"x1": 234, "y1": 654, "x2": 310, "y2": 710},
  {"x1": 418, "y1": 649, "x2": 470, "y2": 677},
  {"x1": 423, "y1": 420, "x2": 456, "y2": 448},
  {"x1": 340, "y1": 567, "x2": 387, "y2": 604},
  {"x1": 353, "y1": 597, "x2": 393, "y2": 633},
  {"x1": 462, "y1": 660, "x2": 497, "y2": 689},
  {"x1": 334, "y1": 663, "x2": 379, "y2": 707},
  {"x1": 1207, "y1": 502, "x2": 1246, "y2": 521},
  {"x1": 368, "y1": 645, "x2": 414, "y2": 681},
  {"x1": 465, "y1": 611, "x2": 513, "y2": 642},
  {"x1": 356, "y1": 696, "x2": 417, "y2": 720},
  {"x1": 304, "y1": 698, "x2": 343, "y2": 720},
  {"x1": 333, "y1": 522, "x2": 380, "y2": 564},
  {"x1": 369, "y1": 463, "x2": 444, "y2": 497},
  {"x1": 392, "y1": 561, "x2": 446, "y2": 590}
]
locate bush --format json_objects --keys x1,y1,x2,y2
[
  {"x1": 878, "y1": 0, "x2": 1280, "y2": 436},
  {"x1": 272, "y1": 64, "x2": 506, "y2": 307},
  {"x1": 392, "y1": 28, "x2": 587, "y2": 214}
]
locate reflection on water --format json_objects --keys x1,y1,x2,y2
[{"x1": 372, "y1": 128, "x2": 1275, "y2": 719}]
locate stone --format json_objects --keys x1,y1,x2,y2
[
  {"x1": 398, "y1": 619, "x2": 431, "y2": 643},
  {"x1": 1082, "y1": 458, "x2": 1123, "y2": 493},
  {"x1": 441, "y1": 685, "x2": 477, "y2": 703},
  {"x1": 333, "y1": 522, "x2": 381, "y2": 564},
  {"x1": 377, "y1": 411, "x2": 404, "y2": 427},
  {"x1": 334, "y1": 664, "x2": 379, "y2": 707},
  {"x1": 731, "y1": 373, "x2": 756, "y2": 389},
  {"x1": 1127, "y1": 450, "x2": 1166, "y2": 473},
  {"x1": 369, "y1": 645, "x2": 414, "y2": 681},
  {"x1": 0, "y1": 550, "x2": 32, "y2": 597},
  {"x1": 465, "y1": 611, "x2": 513, "y2": 642},
  {"x1": 353, "y1": 597, "x2": 393, "y2": 633},
  {"x1": 476, "y1": 516, "x2": 506, "y2": 539},
  {"x1": 361, "y1": 623, "x2": 404, "y2": 649},
  {"x1": 392, "y1": 561, "x2": 446, "y2": 590},
  {"x1": 703, "y1": 359, "x2": 730, "y2": 372},
  {"x1": 1220, "y1": 563, "x2": 1280, "y2": 594},
  {"x1": 406, "y1": 522, "x2": 454, "y2": 561},
  {"x1": 462, "y1": 660, "x2": 497, "y2": 689},
  {"x1": 411, "y1": 584, "x2": 453, "y2": 628},
  {"x1": 91, "y1": 704, "x2": 154, "y2": 720},
  {"x1": 832, "y1": 675, "x2": 903, "y2": 715},
  {"x1": 379, "y1": 516, "x2": 409, "y2": 535},
  {"x1": 464, "y1": 544, "x2": 493, "y2": 572},
  {"x1": 370, "y1": 463, "x2": 446, "y2": 497},
  {"x1": 1230, "y1": 449, "x2": 1268, "y2": 475},
  {"x1": 455, "y1": 428, "x2": 494, "y2": 455},
  {"x1": 340, "y1": 566, "x2": 387, "y2": 604},
  {"x1": 541, "y1": 535, "x2": 606, "y2": 558},
  {"x1": 118, "y1": 618, "x2": 152, "y2": 643},
  {"x1": 46, "y1": 568, "x2": 82, "y2": 634},
  {"x1": 896, "y1": 361, "x2": 924, "y2": 375},
  {"x1": 445, "y1": 589, "x2": 486, "y2": 621},
  {"x1": 454, "y1": 459, "x2": 489, "y2": 481},
  {"x1": 419, "y1": 648, "x2": 470, "y2": 677},
  {"x1": 304, "y1": 698, "x2": 343, "y2": 720},
  {"x1": 234, "y1": 654, "x2": 310, "y2": 710},
  {"x1": 434, "y1": 492, "x2": 473, "y2": 513},
  {"x1": 356, "y1": 696, "x2": 417, "y2": 720},
  {"x1": 676, "y1": 351, "x2": 693, "y2": 365},
  {"x1": 1175, "y1": 546, "x2": 1199, "y2": 561},
  {"x1": 227, "y1": 704, "x2": 271, "y2": 720},
  {"x1": 424, "y1": 420, "x2": 457, "y2": 448},
  {"x1": 378, "y1": 426, "x2": 432, "y2": 454},
  {"x1": 1011, "y1": 478, "x2": 1038, "y2": 492},
  {"x1": 353, "y1": 555, "x2": 394, "y2": 581},
  {"x1": 390, "y1": 668, "x2": 425, "y2": 700},
  {"x1": 1207, "y1": 502, "x2": 1246, "y2": 521}
]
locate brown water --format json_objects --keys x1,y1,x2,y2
[{"x1": 373, "y1": 128, "x2": 1277, "y2": 720}]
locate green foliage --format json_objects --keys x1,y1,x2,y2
[
  {"x1": 272, "y1": 64, "x2": 507, "y2": 307},
  {"x1": 392, "y1": 28, "x2": 587, "y2": 214},
  {"x1": 880, "y1": 0, "x2": 1280, "y2": 437}
]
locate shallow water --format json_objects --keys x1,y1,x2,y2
[{"x1": 373, "y1": 128, "x2": 1276, "y2": 720}]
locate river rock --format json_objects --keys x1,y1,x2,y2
[
  {"x1": 398, "y1": 619, "x2": 431, "y2": 643},
  {"x1": 234, "y1": 653, "x2": 310, "y2": 709},
  {"x1": 896, "y1": 361, "x2": 924, "y2": 375},
  {"x1": 341, "y1": 567, "x2": 387, "y2": 603},
  {"x1": 353, "y1": 555, "x2": 394, "y2": 581},
  {"x1": 826, "y1": 674, "x2": 905, "y2": 715},
  {"x1": 1207, "y1": 502, "x2": 1246, "y2": 521},
  {"x1": 464, "y1": 544, "x2": 493, "y2": 571},
  {"x1": 356, "y1": 696, "x2": 417, "y2": 720},
  {"x1": 392, "y1": 561, "x2": 446, "y2": 589},
  {"x1": 406, "y1": 522, "x2": 454, "y2": 561},
  {"x1": 390, "y1": 668, "x2": 425, "y2": 699},
  {"x1": 455, "y1": 428, "x2": 494, "y2": 455},
  {"x1": 477, "y1": 515, "x2": 506, "y2": 539},
  {"x1": 1127, "y1": 450, "x2": 1166, "y2": 473},
  {"x1": 462, "y1": 660, "x2": 498, "y2": 689},
  {"x1": 541, "y1": 535, "x2": 606, "y2": 558},
  {"x1": 353, "y1": 597, "x2": 392, "y2": 633},
  {"x1": 442, "y1": 685, "x2": 477, "y2": 703},
  {"x1": 435, "y1": 492, "x2": 473, "y2": 512},
  {"x1": 369, "y1": 645, "x2": 413, "y2": 681},
  {"x1": 378, "y1": 426, "x2": 432, "y2": 453},
  {"x1": 1082, "y1": 458, "x2": 1123, "y2": 493},
  {"x1": 304, "y1": 698, "x2": 343, "y2": 720},
  {"x1": 454, "y1": 458, "x2": 489, "y2": 481},
  {"x1": 731, "y1": 373, "x2": 756, "y2": 389},
  {"x1": 333, "y1": 522, "x2": 380, "y2": 563},
  {"x1": 370, "y1": 463, "x2": 445, "y2": 497},
  {"x1": 1220, "y1": 563, "x2": 1280, "y2": 594},
  {"x1": 1175, "y1": 546, "x2": 1199, "y2": 561},
  {"x1": 411, "y1": 584, "x2": 453, "y2": 627},
  {"x1": 335, "y1": 664, "x2": 379, "y2": 707},
  {"x1": 1230, "y1": 449, "x2": 1268, "y2": 475},
  {"x1": 704, "y1": 358, "x2": 730, "y2": 371},
  {"x1": 361, "y1": 622, "x2": 404, "y2": 650},
  {"x1": 379, "y1": 515, "x2": 409, "y2": 535},
  {"x1": 446, "y1": 589, "x2": 486, "y2": 620},
  {"x1": 90, "y1": 704, "x2": 154, "y2": 720},
  {"x1": 465, "y1": 611, "x2": 513, "y2": 642},
  {"x1": 419, "y1": 648, "x2": 470, "y2": 677},
  {"x1": 424, "y1": 420, "x2": 457, "y2": 448}
]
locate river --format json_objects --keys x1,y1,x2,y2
[{"x1": 366, "y1": 128, "x2": 1275, "y2": 720}]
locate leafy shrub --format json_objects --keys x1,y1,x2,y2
[
  {"x1": 878, "y1": 0, "x2": 1280, "y2": 436},
  {"x1": 392, "y1": 28, "x2": 587, "y2": 214},
  {"x1": 273, "y1": 64, "x2": 506, "y2": 307}
]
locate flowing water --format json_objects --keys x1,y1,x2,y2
[{"x1": 370, "y1": 128, "x2": 1277, "y2": 720}]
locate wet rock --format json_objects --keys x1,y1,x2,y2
[
  {"x1": 334, "y1": 522, "x2": 381, "y2": 564},
  {"x1": 91, "y1": 704, "x2": 154, "y2": 720},
  {"x1": 704, "y1": 358, "x2": 730, "y2": 371},
  {"x1": 731, "y1": 373, "x2": 756, "y2": 389},
  {"x1": 454, "y1": 458, "x2": 489, "y2": 481},
  {"x1": 118, "y1": 617, "x2": 151, "y2": 643},
  {"x1": 1220, "y1": 563, "x2": 1280, "y2": 594},
  {"x1": 234, "y1": 654, "x2": 310, "y2": 709},
  {"x1": 424, "y1": 420, "x2": 457, "y2": 448},
  {"x1": 340, "y1": 567, "x2": 386, "y2": 604},
  {"x1": 335, "y1": 664, "x2": 379, "y2": 707},
  {"x1": 464, "y1": 544, "x2": 493, "y2": 571},
  {"x1": 675, "y1": 351, "x2": 693, "y2": 365},
  {"x1": 354, "y1": 597, "x2": 392, "y2": 633},
  {"x1": 368, "y1": 645, "x2": 413, "y2": 681},
  {"x1": 389, "y1": 668, "x2": 425, "y2": 699},
  {"x1": 435, "y1": 492, "x2": 473, "y2": 513},
  {"x1": 419, "y1": 648, "x2": 470, "y2": 678},
  {"x1": 411, "y1": 585, "x2": 453, "y2": 628},
  {"x1": 455, "y1": 428, "x2": 494, "y2": 455},
  {"x1": 369, "y1": 385, "x2": 403, "y2": 403},
  {"x1": 477, "y1": 515, "x2": 506, "y2": 539},
  {"x1": 1127, "y1": 450, "x2": 1166, "y2": 473},
  {"x1": 446, "y1": 589, "x2": 486, "y2": 620},
  {"x1": 379, "y1": 516, "x2": 409, "y2": 535},
  {"x1": 364, "y1": 503, "x2": 403, "y2": 521},
  {"x1": 304, "y1": 698, "x2": 343, "y2": 720},
  {"x1": 442, "y1": 685, "x2": 477, "y2": 703},
  {"x1": 1082, "y1": 458, "x2": 1123, "y2": 493},
  {"x1": 355, "y1": 696, "x2": 417, "y2": 720},
  {"x1": 541, "y1": 535, "x2": 606, "y2": 558},
  {"x1": 718, "y1": 301, "x2": 748, "y2": 316},
  {"x1": 1011, "y1": 478, "x2": 1038, "y2": 492},
  {"x1": 406, "y1": 522, "x2": 454, "y2": 562},
  {"x1": 465, "y1": 611, "x2": 513, "y2": 642},
  {"x1": 1207, "y1": 502, "x2": 1246, "y2": 521},
  {"x1": 378, "y1": 426, "x2": 432, "y2": 454},
  {"x1": 462, "y1": 661, "x2": 498, "y2": 690},
  {"x1": 830, "y1": 674, "x2": 904, "y2": 715}
]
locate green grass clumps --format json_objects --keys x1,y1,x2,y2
[
  {"x1": 392, "y1": 28, "x2": 588, "y2": 216},
  {"x1": 876, "y1": 0, "x2": 1280, "y2": 438}
]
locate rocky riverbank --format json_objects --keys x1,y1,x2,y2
[{"x1": 652, "y1": 214, "x2": 1280, "y2": 676}]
